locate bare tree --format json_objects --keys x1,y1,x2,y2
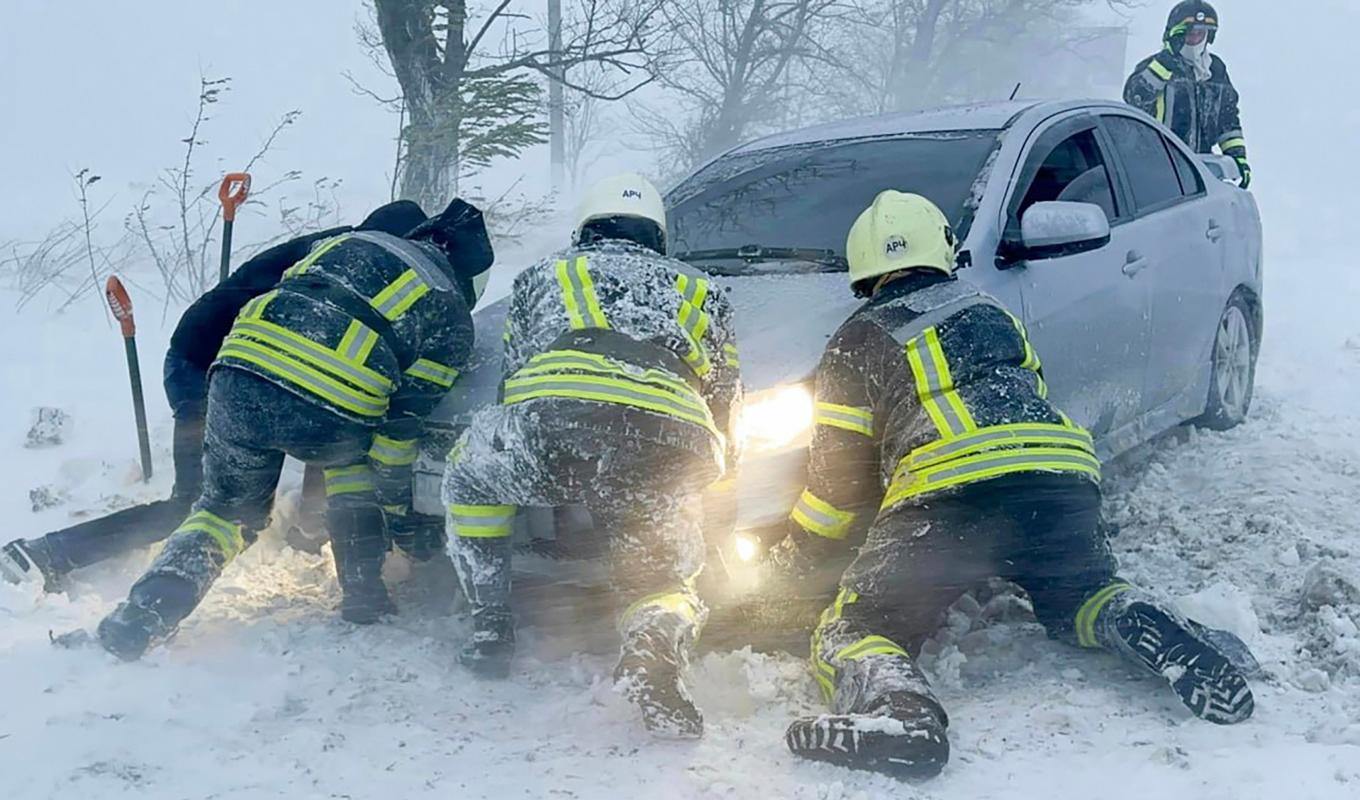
[
  {"x1": 360, "y1": 0, "x2": 665, "y2": 212},
  {"x1": 633, "y1": 0, "x2": 849, "y2": 172}
]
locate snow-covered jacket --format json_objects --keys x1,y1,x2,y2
[
  {"x1": 500, "y1": 240, "x2": 743, "y2": 474},
  {"x1": 787, "y1": 271, "x2": 1099, "y2": 543},
  {"x1": 1124, "y1": 49, "x2": 1246, "y2": 158}
]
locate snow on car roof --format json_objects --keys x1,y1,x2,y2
[{"x1": 728, "y1": 101, "x2": 1041, "y2": 154}]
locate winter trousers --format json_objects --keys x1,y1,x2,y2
[
  {"x1": 443, "y1": 401, "x2": 720, "y2": 643},
  {"x1": 119, "y1": 367, "x2": 383, "y2": 630},
  {"x1": 28, "y1": 354, "x2": 324, "y2": 577},
  {"x1": 813, "y1": 473, "x2": 1126, "y2": 714}
]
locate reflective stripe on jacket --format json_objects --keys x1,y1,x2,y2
[{"x1": 1124, "y1": 49, "x2": 1246, "y2": 157}]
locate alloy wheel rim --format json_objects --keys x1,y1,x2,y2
[{"x1": 1214, "y1": 306, "x2": 1252, "y2": 420}]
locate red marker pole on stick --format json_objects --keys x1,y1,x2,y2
[
  {"x1": 217, "y1": 172, "x2": 251, "y2": 284},
  {"x1": 105, "y1": 277, "x2": 153, "y2": 482}
]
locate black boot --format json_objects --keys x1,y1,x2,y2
[
  {"x1": 460, "y1": 605, "x2": 515, "y2": 679},
  {"x1": 95, "y1": 574, "x2": 199, "y2": 661},
  {"x1": 615, "y1": 624, "x2": 704, "y2": 739},
  {"x1": 1097, "y1": 598, "x2": 1255, "y2": 725},
  {"x1": 1, "y1": 539, "x2": 57, "y2": 590},
  {"x1": 786, "y1": 690, "x2": 950, "y2": 780},
  {"x1": 329, "y1": 506, "x2": 395, "y2": 624}
]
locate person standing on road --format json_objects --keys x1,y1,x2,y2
[
  {"x1": 0, "y1": 202, "x2": 430, "y2": 591},
  {"x1": 75, "y1": 198, "x2": 494, "y2": 661},
  {"x1": 442, "y1": 174, "x2": 743, "y2": 739},
  {"x1": 766, "y1": 191, "x2": 1256, "y2": 780},
  {"x1": 1124, "y1": 1, "x2": 1251, "y2": 187}
]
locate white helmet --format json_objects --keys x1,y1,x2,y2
[{"x1": 572, "y1": 173, "x2": 668, "y2": 253}]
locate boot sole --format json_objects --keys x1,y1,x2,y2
[
  {"x1": 1118, "y1": 602, "x2": 1255, "y2": 724},
  {"x1": 786, "y1": 714, "x2": 949, "y2": 781}
]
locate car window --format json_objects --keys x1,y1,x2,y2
[
  {"x1": 1166, "y1": 137, "x2": 1205, "y2": 196},
  {"x1": 667, "y1": 131, "x2": 1000, "y2": 268},
  {"x1": 1016, "y1": 129, "x2": 1119, "y2": 223},
  {"x1": 1103, "y1": 115, "x2": 1184, "y2": 211}
]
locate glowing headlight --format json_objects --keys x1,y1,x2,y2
[
  {"x1": 738, "y1": 384, "x2": 814, "y2": 451},
  {"x1": 734, "y1": 533, "x2": 760, "y2": 563}
]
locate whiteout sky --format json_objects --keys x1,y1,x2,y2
[{"x1": 0, "y1": 0, "x2": 1355, "y2": 251}]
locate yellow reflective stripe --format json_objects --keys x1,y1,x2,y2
[
  {"x1": 575, "y1": 257, "x2": 609, "y2": 328},
  {"x1": 1148, "y1": 60, "x2": 1173, "y2": 81},
  {"x1": 675, "y1": 274, "x2": 712, "y2": 377},
  {"x1": 620, "y1": 590, "x2": 702, "y2": 631},
  {"x1": 338, "y1": 320, "x2": 381, "y2": 365},
  {"x1": 217, "y1": 341, "x2": 389, "y2": 417},
  {"x1": 506, "y1": 371, "x2": 708, "y2": 414},
  {"x1": 811, "y1": 588, "x2": 859, "y2": 702},
  {"x1": 723, "y1": 343, "x2": 741, "y2": 368},
  {"x1": 382, "y1": 504, "x2": 408, "y2": 517},
  {"x1": 908, "y1": 422, "x2": 1094, "y2": 471},
  {"x1": 371, "y1": 269, "x2": 430, "y2": 320},
  {"x1": 240, "y1": 291, "x2": 276, "y2": 321},
  {"x1": 1155, "y1": 93, "x2": 1166, "y2": 123},
  {"x1": 323, "y1": 464, "x2": 376, "y2": 496},
  {"x1": 885, "y1": 446, "x2": 1101, "y2": 509},
  {"x1": 813, "y1": 401, "x2": 874, "y2": 437},
  {"x1": 404, "y1": 358, "x2": 460, "y2": 389},
  {"x1": 1219, "y1": 137, "x2": 1246, "y2": 153},
  {"x1": 905, "y1": 327, "x2": 976, "y2": 438},
  {"x1": 503, "y1": 381, "x2": 717, "y2": 435},
  {"x1": 230, "y1": 318, "x2": 393, "y2": 394},
  {"x1": 835, "y1": 635, "x2": 909, "y2": 663},
  {"x1": 449, "y1": 503, "x2": 516, "y2": 538},
  {"x1": 1006, "y1": 312, "x2": 1041, "y2": 372},
  {"x1": 175, "y1": 510, "x2": 245, "y2": 560},
  {"x1": 1075, "y1": 582, "x2": 1133, "y2": 648},
  {"x1": 283, "y1": 234, "x2": 352, "y2": 280},
  {"x1": 556, "y1": 259, "x2": 586, "y2": 329},
  {"x1": 369, "y1": 435, "x2": 419, "y2": 466},
  {"x1": 520, "y1": 350, "x2": 694, "y2": 395},
  {"x1": 790, "y1": 489, "x2": 858, "y2": 541}
]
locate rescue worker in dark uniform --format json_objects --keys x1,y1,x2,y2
[
  {"x1": 768, "y1": 191, "x2": 1255, "y2": 780},
  {"x1": 1125, "y1": 1, "x2": 1251, "y2": 187},
  {"x1": 0, "y1": 202, "x2": 429, "y2": 590},
  {"x1": 85, "y1": 198, "x2": 494, "y2": 661},
  {"x1": 443, "y1": 174, "x2": 742, "y2": 739}
]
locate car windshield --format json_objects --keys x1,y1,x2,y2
[{"x1": 667, "y1": 131, "x2": 1001, "y2": 274}]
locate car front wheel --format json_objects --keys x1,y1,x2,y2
[{"x1": 1196, "y1": 295, "x2": 1257, "y2": 431}]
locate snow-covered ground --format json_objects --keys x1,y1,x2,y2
[{"x1": 4, "y1": 213, "x2": 1360, "y2": 799}]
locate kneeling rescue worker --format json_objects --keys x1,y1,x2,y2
[
  {"x1": 766, "y1": 191, "x2": 1256, "y2": 779},
  {"x1": 442, "y1": 174, "x2": 742, "y2": 738},
  {"x1": 89, "y1": 198, "x2": 494, "y2": 660}
]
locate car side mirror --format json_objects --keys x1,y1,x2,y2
[
  {"x1": 1015, "y1": 201, "x2": 1111, "y2": 262},
  {"x1": 1199, "y1": 154, "x2": 1242, "y2": 184}
]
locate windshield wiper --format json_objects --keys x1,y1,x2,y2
[{"x1": 673, "y1": 244, "x2": 848, "y2": 275}]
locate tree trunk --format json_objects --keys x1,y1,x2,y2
[{"x1": 890, "y1": 0, "x2": 950, "y2": 112}]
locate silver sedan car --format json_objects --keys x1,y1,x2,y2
[{"x1": 413, "y1": 99, "x2": 1263, "y2": 570}]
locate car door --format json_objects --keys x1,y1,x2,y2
[
  {"x1": 1001, "y1": 116, "x2": 1153, "y2": 445},
  {"x1": 1099, "y1": 113, "x2": 1228, "y2": 421}
]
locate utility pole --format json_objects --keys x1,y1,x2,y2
[{"x1": 548, "y1": 0, "x2": 565, "y2": 196}]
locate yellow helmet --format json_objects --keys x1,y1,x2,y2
[{"x1": 846, "y1": 191, "x2": 956, "y2": 296}]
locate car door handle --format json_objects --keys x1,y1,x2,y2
[
  {"x1": 1122, "y1": 251, "x2": 1150, "y2": 277},
  {"x1": 1206, "y1": 221, "x2": 1224, "y2": 242}
]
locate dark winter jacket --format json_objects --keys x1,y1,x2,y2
[
  {"x1": 1124, "y1": 49, "x2": 1246, "y2": 158},
  {"x1": 785, "y1": 271, "x2": 1099, "y2": 545},
  {"x1": 500, "y1": 240, "x2": 744, "y2": 475},
  {"x1": 169, "y1": 201, "x2": 428, "y2": 374}
]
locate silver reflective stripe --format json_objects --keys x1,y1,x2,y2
[
  {"x1": 374, "y1": 273, "x2": 427, "y2": 319},
  {"x1": 816, "y1": 406, "x2": 873, "y2": 432},
  {"x1": 504, "y1": 379, "x2": 708, "y2": 420},
  {"x1": 370, "y1": 438, "x2": 417, "y2": 465},
  {"x1": 1141, "y1": 68, "x2": 1168, "y2": 91},
  {"x1": 219, "y1": 343, "x2": 388, "y2": 415},
  {"x1": 920, "y1": 452, "x2": 1099, "y2": 487},
  {"x1": 349, "y1": 231, "x2": 454, "y2": 291},
  {"x1": 340, "y1": 326, "x2": 379, "y2": 363},
  {"x1": 793, "y1": 496, "x2": 844, "y2": 531},
  {"x1": 232, "y1": 320, "x2": 390, "y2": 395},
  {"x1": 450, "y1": 510, "x2": 516, "y2": 531},
  {"x1": 888, "y1": 295, "x2": 993, "y2": 348},
  {"x1": 558, "y1": 258, "x2": 596, "y2": 329},
  {"x1": 906, "y1": 335, "x2": 970, "y2": 437},
  {"x1": 912, "y1": 426, "x2": 1093, "y2": 467}
]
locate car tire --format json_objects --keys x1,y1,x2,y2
[{"x1": 1196, "y1": 294, "x2": 1258, "y2": 431}]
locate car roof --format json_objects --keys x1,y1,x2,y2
[{"x1": 722, "y1": 99, "x2": 1088, "y2": 156}]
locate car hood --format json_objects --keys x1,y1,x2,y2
[{"x1": 426, "y1": 272, "x2": 863, "y2": 430}]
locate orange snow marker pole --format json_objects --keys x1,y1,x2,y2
[
  {"x1": 105, "y1": 276, "x2": 153, "y2": 482},
  {"x1": 217, "y1": 172, "x2": 251, "y2": 283}
]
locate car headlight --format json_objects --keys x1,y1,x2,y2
[
  {"x1": 733, "y1": 532, "x2": 761, "y2": 563},
  {"x1": 738, "y1": 384, "x2": 814, "y2": 452}
]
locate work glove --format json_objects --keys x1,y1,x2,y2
[{"x1": 1234, "y1": 156, "x2": 1252, "y2": 190}]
